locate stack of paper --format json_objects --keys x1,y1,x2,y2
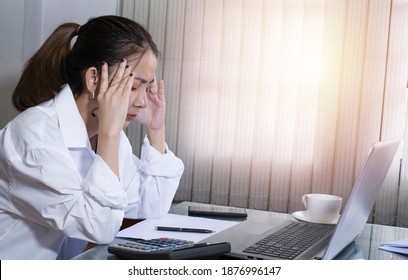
[
  {"x1": 117, "y1": 213, "x2": 239, "y2": 242},
  {"x1": 379, "y1": 238, "x2": 408, "y2": 255}
]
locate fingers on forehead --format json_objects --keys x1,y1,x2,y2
[{"x1": 109, "y1": 60, "x2": 127, "y2": 85}]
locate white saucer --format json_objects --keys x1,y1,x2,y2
[{"x1": 292, "y1": 210, "x2": 340, "y2": 225}]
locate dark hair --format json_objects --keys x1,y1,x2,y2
[{"x1": 12, "y1": 15, "x2": 158, "y2": 112}]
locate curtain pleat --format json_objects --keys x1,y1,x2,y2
[{"x1": 379, "y1": 0, "x2": 408, "y2": 227}]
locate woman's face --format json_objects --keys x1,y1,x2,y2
[{"x1": 124, "y1": 50, "x2": 157, "y2": 128}]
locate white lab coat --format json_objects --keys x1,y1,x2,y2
[{"x1": 0, "y1": 85, "x2": 184, "y2": 259}]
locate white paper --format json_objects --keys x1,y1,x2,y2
[
  {"x1": 116, "y1": 213, "x2": 239, "y2": 242},
  {"x1": 379, "y1": 238, "x2": 408, "y2": 255}
]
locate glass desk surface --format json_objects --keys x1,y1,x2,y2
[{"x1": 74, "y1": 201, "x2": 408, "y2": 260}]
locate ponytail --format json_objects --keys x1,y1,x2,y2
[{"x1": 12, "y1": 23, "x2": 79, "y2": 112}]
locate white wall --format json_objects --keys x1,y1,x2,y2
[
  {"x1": 0, "y1": 0, "x2": 25, "y2": 128},
  {"x1": 0, "y1": 0, "x2": 119, "y2": 128}
]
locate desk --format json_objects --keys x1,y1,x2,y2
[{"x1": 73, "y1": 201, "x2": 408, "y2": 260}]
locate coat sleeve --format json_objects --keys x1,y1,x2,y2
[
  {"x1": 119, "y1": 134, "x2": 185, "y2": 219},
  {"x1": 4, "y1": 126, "x2": 126, "y2": 244}
]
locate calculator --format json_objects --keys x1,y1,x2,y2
[{"x1": 107, "y1": 237, "x2": 231, "y2": 260}]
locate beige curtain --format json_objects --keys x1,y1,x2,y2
[{"x1": 120, "y1": 0, "x2": 408, "y2": 227}]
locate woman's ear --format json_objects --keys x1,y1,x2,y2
[{"x1": 84, "y1": 67, "x2": 99, "y2": 93}]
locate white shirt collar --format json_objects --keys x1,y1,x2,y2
[{"x1": 54, "y1": 85, "x2": 90, "y2": 149}]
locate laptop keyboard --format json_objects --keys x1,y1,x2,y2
[{"x1": 243, "y1": 222, "x2": 335, "y2": 259}]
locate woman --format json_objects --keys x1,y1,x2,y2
[{"x1": 0, "y1": 16, "x2": 184, "y2": 259}]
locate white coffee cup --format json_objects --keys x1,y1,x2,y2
[{"x1": 302, "y1": 193, "x2": 342, "y2": 223}]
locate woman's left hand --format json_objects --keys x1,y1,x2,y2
[{"x1": 136, "y1": 76, "x2": 166, "y2": 131}]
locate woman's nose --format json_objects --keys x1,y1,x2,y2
[{"x1": 133, "y1": 92, "x2": 147, "y2": 108}]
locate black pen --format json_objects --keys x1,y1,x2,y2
[{"x1": 155, "y1": 226, "x2": 215, "y2": 233}]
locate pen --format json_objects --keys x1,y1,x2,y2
[{"x1": 155, "y1": 226, "x2": 215, "y2": 233}]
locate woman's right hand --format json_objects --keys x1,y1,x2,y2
[
  {"x1": 93, "y1": 59, "x2": 133, "y2": 178},
  {"x1": 96, "y1": 59, "x2": 133, "y2": 138}
]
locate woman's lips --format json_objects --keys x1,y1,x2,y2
[{"x1": 126, "y1": 114, "x2": 137, "y2": 121}]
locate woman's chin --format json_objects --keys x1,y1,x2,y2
[{"x1": 123, "y1": 121, "x2": 130, "y2": 129}]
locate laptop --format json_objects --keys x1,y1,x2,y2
[{"x1": 201, "y1": 137, "x2": 401, "y2": 260}]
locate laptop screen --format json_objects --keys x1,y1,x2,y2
[{"x1": 323, "y1": 137, "x2": 401, "y2": 259}]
